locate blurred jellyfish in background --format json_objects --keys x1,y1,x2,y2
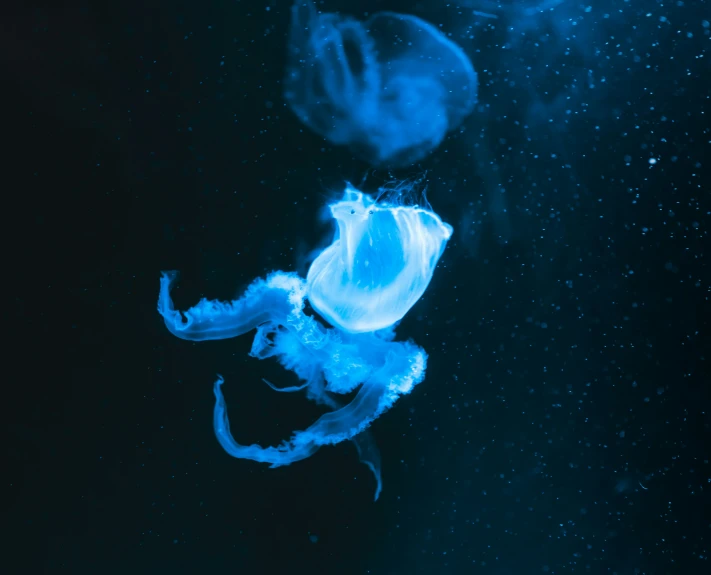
[
  {"x1": 284, "y1": 0, "x2": 477, "y2": 167},
  {"x1": 158, "y1": 185, "x2": 452, "y2": 500}
]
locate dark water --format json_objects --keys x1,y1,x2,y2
[{"x1": 5, "y1": 1, "x2": 709, "y2": 573}]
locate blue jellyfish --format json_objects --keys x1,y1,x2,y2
[
  {"x1": 158, "y1": 186, "x2": 453, "y2": 500},
  {"x1": 284, "y1": 1, "x2": 477, "y2": 167}
]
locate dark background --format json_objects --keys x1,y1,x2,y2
[{"x1": 4, "y1": 0, "x2": 709, "y2": 573}]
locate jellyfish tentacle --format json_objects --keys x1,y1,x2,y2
[
  {"x1": 262, "y1": 378, "x2": 309, "y2": 393},
  {"x1": 306, "y1": 376, "x2": 383, "y2": 500}
]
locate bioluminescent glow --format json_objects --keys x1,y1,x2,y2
[
  {"x1": 284, "y1": 0, "x2": 477, "y2": 167},
  {"x1": 307, "y1": 187, "x2": 453, "y2": 333},
  {"x1": 158, "y1": 187, "x2": 453, "y2": 500}
]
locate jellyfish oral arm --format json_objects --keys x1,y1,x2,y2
[
  {"x1": 161, "y1": 267, "x2": 427, "y2": 501},
  {"x1": 157, "y1": 271, "x2": 305, "y2": 342},
  {"x1": 212, "y1": 341, "x2": 425, "y2": 468}
]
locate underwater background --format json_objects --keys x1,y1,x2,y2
[{"x1": 5, "y1": 0, "x2": 709, "y2": 573}]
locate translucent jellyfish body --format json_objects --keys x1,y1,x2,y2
[
  {"x1": 157, "y1": 185, "x2": 452, "y2": 500},
  {"x1": 307, "y1": 187, "x2": 453, "y2": 333},
  {"x1": 284, "y1": 1, "x2": 477, "y2": 167}
]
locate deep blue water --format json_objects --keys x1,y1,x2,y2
[{"x1": 5, "y1": 1, "x2": 709, "y2": 573}]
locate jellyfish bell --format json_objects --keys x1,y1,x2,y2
[
  {"x1": 306, "y1": 186, "x2": 453, "y2": 333},
  {"x1": 284, "y1": 0, "x2": 477, "y2": 168}
]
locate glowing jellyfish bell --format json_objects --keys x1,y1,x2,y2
[{"x1": 307, "y1": 187, "x2": 453, "y2": 333}]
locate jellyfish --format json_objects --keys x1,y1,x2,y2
[
  {"x1": 284, "y1": 0, "x2": 477, "y2": 167},
  {"x1": 158, "y1": 186, "x2": 452, "y2": 500}
]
